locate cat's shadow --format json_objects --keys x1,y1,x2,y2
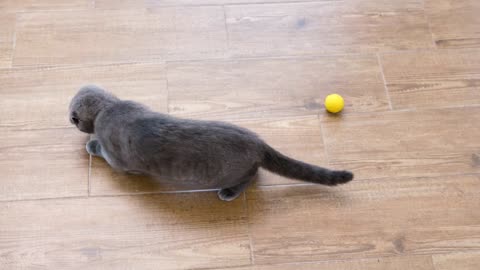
[
  {"x1": 245, "y1": 181, "x2": 351, "y2": 221},
  {"x1": 101, "y1": 160, "x2": 349, "y2": 226},
  {"x1": 99, "y1": 159, "x2": 245, "y2": 225}
]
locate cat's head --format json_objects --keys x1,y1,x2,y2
[{"x1": 69, "y1": 85, "x2": 118, "y2": 134}]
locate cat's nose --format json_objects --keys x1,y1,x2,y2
[{"x1": 71, "y1": 117, "x2": 79, "y2": 124}]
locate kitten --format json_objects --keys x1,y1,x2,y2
[{"x1": 69, "y1": 85, "x2": 353, "y2": 201}]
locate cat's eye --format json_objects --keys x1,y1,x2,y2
[{"x1": 71, "y1": 117, "x2": 79, "y2": 124}]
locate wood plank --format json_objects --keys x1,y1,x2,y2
[
  {"x1": 247, "y1": 175, "x2": 480, "y2": 264},
  {"x1": 225, "y1": 1, "x2": 433, "y2": 57},
  {"x1": 0, "y1": 0, "x2": 90, "y2": 12},
  {"x1": 0, "y1": 63, "x2": 166, "y2": 200},
  {"x1": 425, "y1": 0, "x2": 480, "y2": 48},
  {"x1": 0, "y1": 63, "x2": 167, "y2": 130},
  {"x1": 0, "y1": 127, "x2": 88, "y2": 201},
  {"x1": 321, "y1": 107, "x2": 480, "y2": 181},
  {"x1": 380, "y1": 49, "x2": 480, "y2": 110},
  {"x1": 0, "y1": 193, "x2": 250, "y2": 269},
  {"x1": 168, "y1": 55, "x2": 389, "y2": 120},
  {"x1": 96, "y1": 0, "x2": 353, "y2": 9},
  {"x1": 0, "y1": 14, "x2": 15, "y2": 68},
  {"x1": 13, "y1": 7, "x2": 226, "y2": 66},
  {"x1": 230, "y1": 256, "x2": 435, "y2": 270},
  {"x1": 432, "y1": 251, "x2": 480, "y2": 270}
]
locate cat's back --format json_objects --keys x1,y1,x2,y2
[
  {"x1": 96, "y1": 101, "x2": 264, "y2": 183},
  {"x1": 95, "y1": 101, "x2": 149, "y2": 136},
  {"x1": 101, "y1": 100, "x2": 260, "y2": 149},
  {"x1": 96, "y1": 100, "x2": 262, "y2": 149},
  {"x1": 128, "y1": 114, "x2": 263, "y2": 154}
]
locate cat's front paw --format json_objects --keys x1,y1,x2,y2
[{"x1": 86, "y1": 140, "x2": 101, "y2": 156}]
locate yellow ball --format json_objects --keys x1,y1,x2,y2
[{"x1": 324, "y1": 94, "x2": 345, "y2": 113}]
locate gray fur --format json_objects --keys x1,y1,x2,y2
[{"x1": 69, "y1": 85, "x2": 353, "y2": 201}]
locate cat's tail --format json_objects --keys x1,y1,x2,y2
[{"x1": 260, "y1": 144, "x2": 353, "y2": 186}]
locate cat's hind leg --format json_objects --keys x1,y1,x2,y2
[
  {"x1": 218, "y1": 167, "x2": 257, "y2": 202},
  {"x1": 86, "y1": 139, "x2": 103, "y2": 158}
]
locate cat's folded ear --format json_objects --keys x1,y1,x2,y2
[
  {"x1": 78, "y1": 84, "x2": 106, "y2": 94},
  {"x1": 76, "y1": 84, "x2": 119, "y2": 103}
]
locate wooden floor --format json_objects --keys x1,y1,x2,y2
[{"x1": 1, "y1": 0, "x2": 479, "y2": 269}]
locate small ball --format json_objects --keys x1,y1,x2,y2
[{"x1": 324, "y1": 94, "x2": 345, "y2": 113}]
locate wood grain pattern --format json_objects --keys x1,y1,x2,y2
[
  {"x1": 0, "y1": 15, "x2": 15, "y2": 68},
  {"x1": 13, "y1": 7, "x2": 226, "y2": 66},
  {"x1": 1, "y1": 0, "x2": 479, "y2": 268},
  {"x1": 247, "y1": 175, "x2": 480, "y2": 264},
  {"x1": 96, "y1": 0, "x2": 351, "y2": 9},
  {"x1": 0, "y1": 193, "x2": 250, "y2": 269},
  {"x1": 230, "y1": 256, "x2": 435, "y2": 270},
  {"x1": 380, "y1": 49, "x2": 480, "y2": 109},
  {"x1": 425, "y1": 0, "x2": 480, "y2": 48},
  {"x1": 0, "y1": 127, "x2": 89, "y2": 201},
  {"x1": 432, "y1": 251, "x2": 480, "y2": 270},
  {"x1": 321, "y1": 107, "x2": 480, "y2": 180},
  {"x1": 168, "y1": 55, "x2": 389, "y2": 120},
  {"x1": 0, "y1": 0, "x2": 90, "y2": 12},
  {"x1": 225, "y1": 1, "x2": 433, "y2": 57},
  {"x1": 0, "y1": 63, "x2": 167, "y2": 130}
]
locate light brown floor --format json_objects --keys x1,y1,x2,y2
[{"x1": 0, "y1": 0, "x2": 479, "y2": 269}]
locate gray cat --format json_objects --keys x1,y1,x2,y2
[{"x1": 69, "y1": 85, "x2": 353, "y2": 201}]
